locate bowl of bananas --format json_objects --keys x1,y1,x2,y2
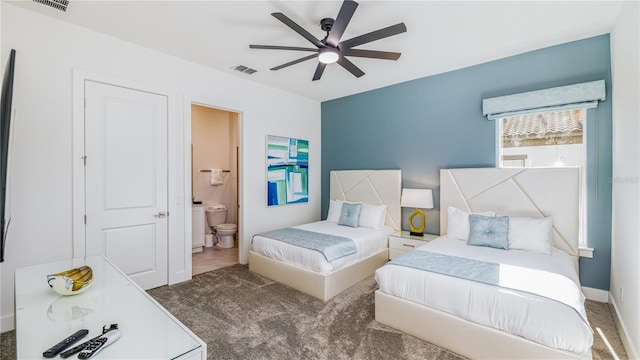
[{"x1": 47, "y1": 266, "x2": 94, "y2": 296}]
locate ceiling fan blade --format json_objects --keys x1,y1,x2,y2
[
  {"x1": 337, "y1": 56, "x2": 365, "y2": 78},
  {"x1": 341, "y1": 49, "x2": 401, "y2": 60},
  {"x1": 270, "y1": 54, "x2": 318, "y2": 71},
  {"x1": 326, "y1": 0, "x2": 358, "y2": 47},
  {"x1": 250, "y1": 45, "x2": 318, "y2": 52},
  {"x1": 271, "y1": 12, "x2": 324, "y2": 48},
  {"x1": 339, "y1": 23, "x2": 407, "y2": 49},
  {"x1": 312, "y1": 63, "x2": 327, "y2": 81}
]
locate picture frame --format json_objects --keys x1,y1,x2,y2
[{"x1": 266, "y1": 135, "x2": 308, "y2": 206}]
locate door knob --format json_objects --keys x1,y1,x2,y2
[{"x1": 154, "y1": 211, "x2": 168, "y2": 218}]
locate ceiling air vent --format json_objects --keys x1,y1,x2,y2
[
  {"x1": 32, "y1": 0, "x2": 69, "y2": 12},
  {"x1": 232, "y1": 65, "x2": 257, "y2": 75}
]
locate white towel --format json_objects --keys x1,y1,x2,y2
[{"x1": 209, "y1": 169, "x2": 224, "y2": 186}]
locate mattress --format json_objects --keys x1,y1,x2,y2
[
  {"x1": 375, "y1": 236, "x2": 593, "y2": 355},
  {"x1": 252, "y1": 221, "x2": 393, "y2": 274}
]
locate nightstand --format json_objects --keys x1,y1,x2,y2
[{"x1": 388, "y1": 231, "x2": 438, "y2": 259}]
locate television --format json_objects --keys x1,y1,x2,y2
[{"x1": 0, "y1": 49, "x2": 16, "y2": 262}]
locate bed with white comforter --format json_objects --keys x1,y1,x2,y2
[
  {"x1": 249, "y1": 169, "x2": 402, "y2": 301},
  {"x1": 252, "y1": 221, "x2": 393, "y2": 274},
  {"x1": 374, "y1": 167, "x2": 592, "y2": 359},
  {"x1": 375, "y1": 236, "x2": 593, "y2": 355}
]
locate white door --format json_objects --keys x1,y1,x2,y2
[{"x1": 84, "y1": 80, "x2": 168, "y2": 290}]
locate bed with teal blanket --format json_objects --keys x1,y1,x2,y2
[
  {"x1": 374, "y1": 168, "x2": 590, "y2": 360},
  {"x1": 249, "y1": 169, "x2": 402, "y2": 301},
  {"x1": 255, "y1": 227, "x2": 357, "y2": 262}
]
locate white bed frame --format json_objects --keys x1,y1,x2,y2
[
  {"x1": 249, "y1": 169, "x2": 401, "y2": 301},
  {"x1": 375, "y1": 167, "x2": 589, "y2": 360}
]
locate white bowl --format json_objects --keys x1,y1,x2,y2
[{"x1": 47, "y1": 266, "x2": 94, "y2": 296}]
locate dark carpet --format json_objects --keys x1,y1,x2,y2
[
  {"x1": 0, "y1": 264, "x2": 628, "y2": 359},
  {"x1": 148, "y1": 264, "x2": 462, "y2": 360}
]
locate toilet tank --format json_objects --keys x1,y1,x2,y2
[{"x1": 205, "y1": 206, "x2": 227, "y2": 227}]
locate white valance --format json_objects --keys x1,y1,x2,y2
[{"x1": 483, "y1": 80, "x2": 606, "y2": 120}]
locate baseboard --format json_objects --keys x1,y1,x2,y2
[
  {"x1": 582, "y1": 286, "x2": 609, "y2": 302},
  {"x1": 1, "y1": 313, "x2": 14, "y2": 333},
  {"x1": 608, "y1": 294, "x2": 639, "y2": 360}
]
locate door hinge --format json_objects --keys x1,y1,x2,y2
[
  {"x1": 82, "y1": 155, "x2": 87, "y2": 166},
  {"x1": 84, "y1": 215, "x2": 87, "y2": 224}
]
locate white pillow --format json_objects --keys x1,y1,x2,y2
[
  {"x1": 358, "y1": 203, "x2": 387, "y2": 229},
  {"x1": 326, "y1": 200, "x2": 344, "y2": 223},
  {"x1": 508, "y1": 216, "x2": 553, "y2": 254},
  {"x1": 446, "y1": 206, "x2": 495, "y2": 241}
]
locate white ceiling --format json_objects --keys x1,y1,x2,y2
[{"x1": 10, "y1": 0, "x2": 624, "y2": 101}]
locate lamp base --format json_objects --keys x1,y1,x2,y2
[{"x1": 408, "y1": 208, "x2": 426, "y2": 236}]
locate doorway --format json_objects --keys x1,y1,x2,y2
[{"x1": 190, "y1": 104, "x2": 240, "y2": 275}]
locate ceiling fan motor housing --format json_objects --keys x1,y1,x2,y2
[{"x1": 320, "y1": 18, "x2": 335, "y2": 32}]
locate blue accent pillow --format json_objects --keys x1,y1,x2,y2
[
  {"x1": 338, "y1": 202, "x2": 362, "y2": 228},
  {"x1": 467, "y1": 214, "x2": 509, "y2": 250}
]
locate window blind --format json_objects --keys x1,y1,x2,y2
[{"x1": 483, "y1": 80, "x2": 605, "y2": 120}]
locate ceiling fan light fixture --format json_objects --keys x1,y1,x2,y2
[{"x1": 318, "y1": 48, "x2": 339, "y2": 64}]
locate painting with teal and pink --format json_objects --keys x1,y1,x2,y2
[{"x1": 267, "y1": 135, "x2": 308, "y2": 206}]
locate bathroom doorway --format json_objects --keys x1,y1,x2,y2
[{"x1": 190, "y1": 104, "x2": 240, "y2": 275}]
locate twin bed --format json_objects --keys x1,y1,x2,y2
[
  {"x1": 376, "y1": 167, "x2": 592, "y2": 359},
  {"x1": 250, "y1": 168, "x2": 592, "y2": 359},
  {"x1": 250, "y1": 170, "x2": 401, "y2": 301}
]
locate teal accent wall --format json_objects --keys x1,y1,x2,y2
[{"x1": 321, "y1": 35, "x2": 612, "y2": 290}]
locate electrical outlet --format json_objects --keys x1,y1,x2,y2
[{"x1": 619, "y1": 287, "x2": 624, "y2": 302}]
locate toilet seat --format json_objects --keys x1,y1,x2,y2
[{"x1": 216, "y1": 223, "x2": 237, "y2": 230}]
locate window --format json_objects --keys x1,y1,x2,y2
[
  {"x1": 483, "y1": 80, "x2": 606, "y2": 256},
  {"x1": 497, "y1": 109, "x2": 587, "y2": 248},
  {"x1": 501, "y1": 155, "x2": 527, "y2": 168},
  {"x1": 498, "y1": 109, "x2": 585, "y2": 167}
]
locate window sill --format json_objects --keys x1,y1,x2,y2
[{"x1": 579, "y1": 246, "x2": 594, "y2": 258}]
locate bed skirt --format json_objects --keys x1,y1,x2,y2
[
  {"x1": 248, "y1": 249, "x2": 388, "y2": 301},
  {"x1": 374, "y1": 290, "x2": 591, "y2": 360}
]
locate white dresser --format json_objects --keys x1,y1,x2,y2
[
  {"x1": 15, "y1": 256, "x2": 206, "y2": 359},
  {"x1": 192, "y1": 204, "x2": 205, "y2": 253}
]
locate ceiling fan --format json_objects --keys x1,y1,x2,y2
[{"x1": 249, "y1": 0, "x2": 407, "y2": 81}]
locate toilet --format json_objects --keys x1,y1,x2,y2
[{"x1": 205, "y1": 204, "x2": 237, "y2": 248}]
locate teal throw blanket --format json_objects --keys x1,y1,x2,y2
[{"x1": 256, "y1": 228, "x2": 356, "y2": 261}]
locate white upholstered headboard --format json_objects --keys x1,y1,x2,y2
[
  {"x1": 440, "y1": 168, "x2": 581, "y2": 270},
  {"x1": 330, "y1": 170, "x2": 402, "y2": 231}
]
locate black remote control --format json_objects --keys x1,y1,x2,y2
[
  {"x1": 59, "y1": 333, "x2": 102, "y2": 359},
  {"x1": 59, "y1": 324, "x2": 119, "y2": 359},
  {"x1": 42, "y1": 329, "x2": 89, "y2": 358}
]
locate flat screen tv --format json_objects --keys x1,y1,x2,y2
[{"x1": 0, "y1": 49, "x2": 16, "y2": 262}]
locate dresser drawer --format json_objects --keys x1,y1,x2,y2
[{"x1": 389, "y1": 236, "x2": 427, "y2": 251}]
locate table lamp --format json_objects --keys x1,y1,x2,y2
[{"x1": 401, "y1": 188, "x2": 434, "y2": 236}]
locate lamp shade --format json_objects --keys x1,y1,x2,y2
[{"x1": 401, "y1": 188, "x2": 434, "y2": 209}]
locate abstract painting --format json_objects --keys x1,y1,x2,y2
[{"x1": 267, "y1": 135, "x2": 308, "y2": 206}]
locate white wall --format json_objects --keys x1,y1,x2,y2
[
  {"x1": 610, "y1": 1, "x2": 640, "y2": 358},
  {"x1": 502, "y1": 144, "x2": 583, "y2": 167},
  {"x1": 0, "y1": 3, "x2": 320, "y2": 331}
]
